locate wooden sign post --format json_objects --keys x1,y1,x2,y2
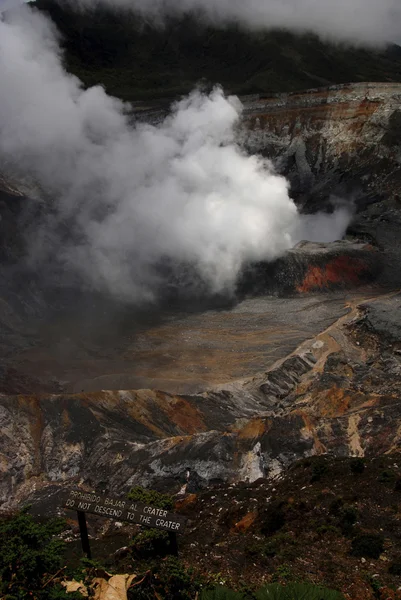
[
  {"x1": 63, "y1": 488, "x2": 187, "y2": 559},
  {"x1": 77, "y1": 510, "x2": 92, "y2": 560}
]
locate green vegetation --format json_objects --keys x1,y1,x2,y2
[
  {"x1": 379, "y1": 470, "x2": 396, "y2": 486},
  {"x1": 388, "y1": 561, "x2": 401, "y2": 575},
  {"x1": 199, "y1": 583, "x2": 345, "y2": 600},
  {"x1": 368, "y1": 574, "x2": 383, "y2": 596},
  {"x1": 351, "y1": 533, "x2": 385, "y2": 559},
  {"x1": 0, "y1": 508, "x2": 72, "y2": 600},
  {"x1": 30, "y1": 0, "x2": 401, "y2": 102},
  {"x1": 255, "y1": 583, "x2": 345, "y2": 599},
  {"x1": 350, "y1": 458, "x2": 366, "y2": 474},
  {"x1": 130, "y1": 527, "x2": 171, "y2": 558},
  {"x1": 271, "y1": 564, "x2": 294, "y2": 583},
  {"x1": 310, "y1": 460, "x2": 329, "y2": 483},
  {"x1": 127, "y1": 486, "x2": 175, "y2": 558},
  {"x1": 337, "y1": 505, "x2": 358, "y2": 535},
  {"x1": 261, "y1": 500, "x2": 287, "y2": 535},
  {"x1": 127, "y1": 486, "x2": 174, "y2": 510},
  {"x1": 200, "y1": 588, "x2": 244, "y2": 600},
  {"x1": 246, "y1": 532, "x2": 296, "y2": 560},
  {"x1": 128, "y1": 557, "x2": 202, "y2": 600}
]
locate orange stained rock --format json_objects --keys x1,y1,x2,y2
[
  {"x1": 315, "y1": 386, "x2": 351, "y2": 418},
  {"x1": 62, "y1": 407, "x2": 71, "y2": 427},
  {"x1": 296, "y1": 256, "x2": 368, "y2": 293},
  {"x1": 298, "y1": 412, "x2": 327, "y2": 454},
  {"x1": 232, "y1": 511, "x2": 258, "y2": 533},
  {"x1": 175, "y1": 494, "x2": 197, "y2": 511},
  {"x1": 379, "y1": 586, "x2": 401, "y2": 600},
  {"x1": 313, "y1": 386, "x2": 379, "y2": 418},
  {"x1": 238, "y1": 418, "x2": 269, "y2": 440},
  {"x1": 161, "y1": 396, "x2": 207, "y2": 435}
]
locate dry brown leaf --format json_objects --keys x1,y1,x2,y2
[
  {"x1": 61, "y1": 580, "x2": 88, "y2": 596},
  {"x1": 92, "y1": 574, "x2": 137, "y2": 600}
]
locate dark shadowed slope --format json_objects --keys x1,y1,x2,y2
[{"x1": 30, "y1": 0, "x2": 401, "y2": 101}]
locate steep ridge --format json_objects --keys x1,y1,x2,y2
[{"x1": 29, "y1": 2, "x2": 401, "y2": 101}]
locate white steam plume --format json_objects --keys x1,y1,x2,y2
[
  {"x1": 0, "y1": 6, "x2": 350, "y2": 301},
  {"x1": 68, "y1": 0, "x2": 401, "y2": 45}
]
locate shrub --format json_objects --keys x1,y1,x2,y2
[
  {"x1": 316, "y1": 524, "x2": 341, "y2": 536},
  {"x1": 351, "y1": 533, "x2": 385, "y2": 559},
  {"x1": 127, "y1": 486, "x2": 174, "y2": 510},
  {"x1": 0, "y1": 509, "x2": 72, "y2": 600},
  {"x1": 379, "y1": 470, "x2": 396, "y2": 485},
  {"x1": 129, "y1": 557, "x2": 202, "y2": 600},
  {"x1": 127, "y1": 486, "x2": 175, "y2": 560},
  {"x1": 338, "y1": 505, "x2": 358, "y2": 535},
  {"x1": 310, "y1": 461, "x2": 329, "y2": 483},
  {"x1": 245, "y1": 540, "x2": 266, "y2": 557},
  {"x1": 389, "y1": 561, "x2": 401, "y2": 575},
  {"x1": 261, "y1": 500, "x2": 286, "y2": 535},
  {"x1": 329, "y1": 497, "x2": 344, "y2": 516},
  {"x1": 200, "y1": 587, "x2": 243, "y2": 600},
  {"x1": 271, "y1": 564, "x2": 294, "y2": 583},
  {"x1": 263, "y1": 533, "x2": 296, "y2": 559},
  {"x1": 131, "y1": 527, "x2": 170, "y2": 558},
  {"x1": 200, "y1": 583, "x2": 345, "y2": 600},
  {"x1": 264, "y1": 540, "x2": 278, "y2": 558},
  {"x1": 255, "y1": 582, "x2": 344, "y2": 599},
  {"x1": 368, "y1": 575, "x2": 382, "y2": 595},
  {"x1": 350, "y1": 458, "x2": 365, "y2": 474}
]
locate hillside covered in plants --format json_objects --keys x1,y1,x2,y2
[
  {"x1": 31, "y1": 0, "x2": 401, "y2": 101},
  {"x1": 3, "y1": 456, "x2": 401, "y2": 600}
]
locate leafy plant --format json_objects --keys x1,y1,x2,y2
[
  {"x1": 368, "y1": 575, "x2": 382, "y2": 596},
  {"x1": 255, "y1": 582, "x2": 344, "y2": 599},
  {"x1": 379, "y1": 470, "x2": 396, "y2": 485},
  {"x1": 131, "y1": 527, "x2": 171, "y2": 558},
  {"x1": 127, "y1": 486, "x2": 174, "y2": 510},
  {"x1": 351, "y1": 533, "x2": 385, "y2": 559},
  {"x1": 388, "y1": 561, "x2": 401, "y2": 575},
  {"x1": 263, "y1": 533, "x2": 297, "y2": 560},
  {"x1": 129, "y1": 557, "x2": 202, "y2": 600},
  {"x1": 200, "y1": 587, "x2": 244, "y2": 600},
  {"x1": 261, "y1": 500, "x2": 286, "y2": 535},
  {"x1": 329, "y1": 497, "x2": 344, "y2": 516},
  {"x1": 0, "y1": 508, "x2": 73, "y2": 600},
  {"x1": 316, "y1": 524, "x2": 341, "y2": 536},
  {"x1": 271, "y1": 564, "x2": 294, "y2": 583},
  {"x1": 338, "y1": 505, "x2": 358, "y2": 535},
  {"x1": 310, "y1": 460, "x2": 329, "y2": 483},
  {"x1": 245, "y1": 540, "x2": 266, "y2": 557},
  {"x1": 350, "y1": 458, "x2": 365, "y2": 474},
  {"x1": 127, "y1": 486, "x2": 175, "y2": 560},
  {"x1": 200, "y1": 584, "x2": 345, "y2": 600}
]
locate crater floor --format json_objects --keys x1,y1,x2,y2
[{"x1": 3, "y1": 293, "x2": 352, "y2": 395}]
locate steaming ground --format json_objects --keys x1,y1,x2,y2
[{"x1": 0, "y1": 5, "x2": 352, "y2": 304}]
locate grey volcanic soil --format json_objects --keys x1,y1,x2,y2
[{"x1": 7, "y1": 294, "x2": 350, "y2": 395}]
